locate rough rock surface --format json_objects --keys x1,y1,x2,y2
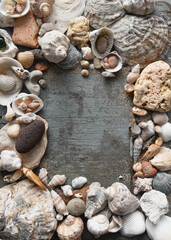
[
  {"x1": 133, "y1": 61, "x2": 171, "y2": 112},
  {"x1": 0, "y1": 179, "x2": 57, "y2": 240},
  {"x1": 150, "y1": 147, "x2": 171, "y2": 171}
]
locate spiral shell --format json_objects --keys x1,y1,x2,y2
[
  {"x1": 0, "y1": 74, "x2": 16, "y2": 92},
  {"x1": 108, "y1": 215, "x2": 123, "y2": 233},
  {"x1": 48, "y1": 175, "x2": 67, "y2": 188},
  {"x1": 51, "y1": 190, "x2": 68, "y2": 216},
  {"x1": 87, "y1": 214, "x2": 109, "y2": 238},
  {"x1": 61, "y1": 185, "x2": 73, "y2": 197},
  {"x1": 17, "y1": 51, "x2": 34, "y2": 69},
  {"x1": 39, "y1": 168, "x2": 48, "y2": 185}
]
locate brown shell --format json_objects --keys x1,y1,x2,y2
[{"x1": 31, "y1": 0, "x2": 54, "y2": 17}]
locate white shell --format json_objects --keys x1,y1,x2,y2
[
  {"x1": 102, "y1": 71, "x2": 115, "y2": 78},
  {"x1": 123, "y1": 0, "x2": 155, "y2": 15},
  {"x1": 61, "y1": 185, "x2": 73, "y2": 196},
  {"x1": 81, "y1": 47, "x2": 95, "y2": 60},
  {"x1": 72, "y1": 176, "x2": 87, "y2": 189},
  {"x1": 134, "y1": 177, "x2": 153, "y2": 195},
  {"x1": 146, "y1": 215, "x2": 171, "y2": 240},
  {"x1": 140, "y1": 190, "x2": 169, "y2": 224},
  {"x1": 139, "y1": 120, "x2": 155, "y2": 141},
  {"x1": 0, "y1": 74, "x2": 16, "y2": 92},
  {"x1": 38, "y1": 30, "x2": 70, "y2": 63},
  {"x1": 12, "y1": 93, "x2": 43, "y2": 116},
  {"x1": 39, "y1": 23, "x2": 54, "y2": 37},
  {"x1": 16, "y1": 113, "x2": 36, "y2": 124},
  {"x1": 7, "y1": 123, "x2": 20, "y2": 139},
  {"x1": 45, "y1": 0, "x2": 85, "y2": 33},
  {"x1": 0, "y1": 0, "x2": 30, "y2": 18},
  {"x1": 24, "y1": 70, "x2": 42, "y2": 96},
  {"x1": 39, "y1": 168, "x2": 48, "y2": 185},
  {"x1": 121, "y1": 211, "x2": 146, "y2": 237},
  {"x1": 101, "y1": 51, "x2": 122, "y2": 73},
  {"x1": 0, "y1": 29, "x2": 18, "y2": 58},
  {"x1": 0, "y1": 150, "x2": 21, "y2": 172},
  {"x1": 150, "y1": 147, "x2": 171, "y2": 171},
  {"x1": 158, "y1": 122, "x2": 171, "y2": 142},
  {"x1": 127, "y1": 64, "x2": 140, "y2": 83},
  {"x1": 108, "y1": 215, "x2": 123, "y2": 233},
  {"x1": 87, "y1": 214, "x2": 109, "y2": 238},
  {"x1": 48, "y1": 175, "x2": 67, "y2": 188},
  {"x1": 51, "y1": 190, "x2": 68, "y2": 216},
  {"x1": 11, "y1": 66, "x2": 30, "y2": 80},
  {"x1": 56, "y1": 214, "x2": 63, "y2": 221}
]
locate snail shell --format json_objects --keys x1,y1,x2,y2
[
  {"x1": 39, "y1": 168, "x2": 48, "y2": 185},
  {"x1": 51, "y1": 190, "x2": 68, "y2": 216},
  {"x1": 17, "y1": 51, "x2": 34, "y2": 69},
  {"x1": 48, "y1": 174, "x2": 67, "y2": 188},
  {"x1": 0, "y1": 74, "x2": 16, "y2": 92},
  {"x1": 87, "y1": 214, "x2": 109, "y2": 238}
]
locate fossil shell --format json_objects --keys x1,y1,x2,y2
[
  {"x1": 85, "y1": 182, "x2": 107, "y2": 219},
  {"x1": 146, "y1": 215, "x2": 171, "y2": 240},
  {"x1": 127, "y1": 64, "x2": 140, "y2": 83},
  {"x1": 17, "y1": 51, "x2": 34, "y2": 69},
  {"x1": 153, "y1": 172, "x2": 171, "y2": 195},
  {"x1": 150, "y1": 147, "x2": 171, "y2": 171},
  {"x1": 61, "y1": 185, "x2": 73, "y2": 197},
  {"x1": 139, "y1": 120, "x2": 155, "y2": 141},
  {"x1": 0, "y1": 74, "x2": 16, "y2": 92},
  {"x1": 109, "y1": 15, "x2": 170, "y2": 67},
  {"x1": 0, "y1": 29, "x2": 18, "y2": 58},
  {"x1": 121, "y1": 211, "x2": 146, "y2": 237},
  {"x1": 108, "y1": 215, "x2": 123, "y2": 233},
  {"x1": 72, "y1": 176, "x2": 87, "y2": 189},
  {"x1": 134, "y1": 177, "x2": 153, "y2": 195},
  {"x1": 105, "y1": 182, "x2": 140, "y2": 216},
  {"x1": 39, "y1": 168, "x2": 48, "y2": 185},
  {"x1": 48, "y1": 175, "x2": 67, "y2": 188},
  {"x1": 0, "y1": 150, "x2": 21, "y2": 172},
  {"x1": 46, "y1": 0, "x2": 85, "y2": 33},
  {"x1": 51, "y1": 190, "x2": 68, "y2": 216},
  {"x1": 84, "y1": 0, "x2": 125, "y2": 29},
  {"x1": 123, "y1": 0, "x2": 155, "y2": 16},
  {"x1": 87, "y1": 214, "x2": 109, "y2": 238},
  {"x1": 140, "y1": 190, "x2": 169, "y2": 224},
  {"x1": 133, "y1": 136, "x2": 143, "y2": 162},
  {"x1": 89, "y1": 27, "x2": 114, "y2": 59},
  {"x1": 101, "y1": 51, "x2": 122, "y2": 72},
  {"x1": 57, "y1": 215, "x2": 84, "y2": 240},
  {"x1": 67, "y1": 198, "x2": 86, "y2": 217},
  {"x1": 7, "y1": 123, "x2": 20, "y2": 139},
  {"x1": 152, "y1": 112, "x2": 169, "y2": 126},
  {"x1": 31, "y1": 0, "x2": 54, "y2": 18}
]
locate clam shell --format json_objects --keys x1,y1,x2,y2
[
  {"x1": 109, "y1": 15, "x2": 170, "y2": 67},
  {"x1": 17, "y1": 51, "x2": 34, "y2": 69},
  {"x1": 153, "y1": 172, "x2": 171, "y2": 195},
  {"x1": 150, "y1": 147, "x2": 171, "y2": 171},
  {"x1": 121, "y1": 211, "x2": 146, "y2": 237},
  {"x1": 101, "y1": 51, "x2": 122, "y2": 72},
  {"x1": 0, "y1": 0, "x2": 30, "y2": 18},
  {"x1": 0, "y1": 74, "x2": 16, "y2": 92}
]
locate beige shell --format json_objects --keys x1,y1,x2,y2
[
  {"x1": 31, "y1": 0, "x2": 54, "y2": 17},
  {"x1": 48, "y1": 175, "x2": 67, "y2": 188},
  {"x1": 81, "y1": 47, "x2": 95, "y2": 60},
  {"x1": 108, "y1": 215, "x2": 123, "y2": 233},
  {"x1": 17, "y1": 51, "x2": 34, "y2": 69},
  {"x1": 123, "y1": 0, "x2": 155, "y2": 15},
  {"x1": 0, "y1": 150, "x2": 22, "y2": 172},
  {"x1": 150, "y1": 147, "x2": 171, "y2": 171},
  {"x1": 39, "y1": 168, "x2": 48, "y2": 185},
  {"x1": 61, "y1": 185, "x2": 73, "y2": 197},
  {"x1": 127, "y1": 64, "x2": 140, "y2": 83},
  {"x1": 57, "y1": 215, "x2": 84, "y2": 240},
  {"x1": 84, "y1": 0, "x2": 125, "y2": 29},
  {"x1": 87, "y1": 214, "x2": 109, "y2": 238},
  {"x1": 7, "y1": 123, "x2": 20, "y2": 139},
  {"x1": 51, "y1": 190, "x2": 68, "y2": 216},
  {"x1": 101, "y1": 51, "x2": 122, "y2": 72},
  {"x1": 109, "y1": 15, "x2": 170, "y2": 67}
]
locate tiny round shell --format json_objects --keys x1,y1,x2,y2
[
  {"x1": 17, "y1": 51, "x2": 34, "y2": 69},
  {"x1": 7, "y1": 123, "x2": 20, "y2": 139},
  {"x1": 48, "y1": 175, "x2": 67, "y2": 188}
]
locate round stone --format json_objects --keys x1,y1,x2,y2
[
  {"x1": 67, "y1": 198, "x2": 86, "y2": 216},
  {"x1": 108, "y1": 55, "x2": 119, "y2": 68},
  {"x1": 0, "y1": 36, "x2": 6, "y2": 50},
  {"x1": 96, "y1": 36, "x2": 108, "y2": 54}
]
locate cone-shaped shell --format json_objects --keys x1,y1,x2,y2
[
  {"x1": 153, "y1": 172, "x2": 171, "y2": 195},
  {"x1": 39, "y1": 168, "x2": 48, "y2": 185}
]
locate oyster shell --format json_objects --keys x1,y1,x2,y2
[
  {"x1": 84, "y1": 0, "x2": 125, "y2": 29},
  {"x1": 0, "y1": 29, "x2": 18, "y2": 58},
  {"x1": 153, "y1": 172, "x2": 171, "y2": 195},
  {"x1": 123, "y1": 0, "x2": 155, "y2": 16},
  {"x1": 109, "y1": 15, "x2": 170, "y2": 67}
]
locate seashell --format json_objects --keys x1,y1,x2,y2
[
  {"x1": 89, "y1": 64, "x2": 94, "y2": 70},
  {"x1": 101, "y1": 51, "x2": 122, "y2": 72},
  {"x1": 67, "y1": 16, "x2": 89, "y2": 49},
  {"x1": 94, "y1": 58, "x2": 101, "y2": 69},
  {"x1": 123, "y1": 0, "x2": 155, "y2": 16},
  {"x1": 156, "y1": 122, "x2": 171, "y2": 142},
  {"x1": 5, "y1": 4, "x2": 15, "y2": 15},
  {"x1": 150, "y1": 147, "x2": 171, "y2": 171},
  {"x1": 5, "y1": 104, "x2": 15, "y2": 121},
  {"x1": 39, "y1": 79, "x2": 47, "y2": 88},
  {"x1": 18, "y1": 102, "x2": 27, "y2": 111},
  {"x1": 124, "y1": 83, "x2": 135, "y2": 93},
  {"x1": 85, "y1": 182, "x2": 107, "y2": 219},
  {"x1": 127, "y1": 64, "x2": 140, "y2": 83},
  {"x1": 0, "y1": 74, "x2": 16, "y2": 92},
  {"x1": 84, "y1": 0, "x2": 125, "y2": 30},
  {"x1": 140, "y1": 139, "x2": 161, "y2": 162},
  {"x1": 28, "y1": 101, "x2": 41, "y2": 110},
  {"x1": 17, "y1": 51, "x2": 34, "y2": 69},
  {"x1": 139, "y1": 120, "x2": 155, "y2": 141},
  {"x1": 142, "y1": 161, "x2": 157, "y2": 178},
  {"x1": 121, "y1": 211, "x2": 146, "y2": 237},
  {"x1": 57, "y1": 44, "x2": 82, "y2": 70},
  {"x1": 38, "y1": 30, "x2": 70, "y2": 64},
  {"x1": 134, "y1": 177, "x2": 153, "y2": 195},
  {"x1": 133, "y1": 136, "x2": 143, "y2": 162},
  {"x1": 48, "y1": 175, "x2": 67, "y2": 188},
  {"x1": 89, "y1": 27, "x2": 114, "y2": 59},
  {"x1": 153, "y1": 172, "x2": 171, "y2": 195},
  {"x1": 51, "y1": 190, "x2": 68, "y2": 216},
  {"x1": 16, "y1": 112, "x2": 36, "y2": 124},
  {"x1": 133, "y1": 162, "x2": 142, "y2": 172},
  {"x1": 24, "y1": 70, "x2": 42, "y2": 96},
  {"x1": 56, "y1": 214, "x2": 63, "y2": 221},
  {"x1": 81, "y1": 47, "x2": 95, "y2": 60},
  {"x1": 152, "y1": 112, "x2": 169, "y2": 126},
  {"x1": 81, "y1": 69, "x2": 89, "y2": 77},
  {"x1": 0, "y1": 150, "x2": 21, "y2": 172},
  {"x1": 146, "y1": 215, "x2": 171, "y2": 240},
  {"x1": 134, "y1": 171, "x2": 144, "y2": 178},
  {"x1": 31, "y1": 0, "x2": 54, "y2": 18},
  {"x1": 15, "y1": 3, "x2": 25, "y2": 14},
  {"x1": 105, "y1": 182, "x2": 140, "y2": 216},
  {"x1": 67, "y1": 198, "x2": 86, "y2": 216},
  {"x1": 87, "y1": 214, "x2": 109, "y2": 238},
  {"x1": 140, "y1": 190, "x2": 169, "y2": 224},
  {"x1": 45, "y1": 0, "x2": 86, "y2": 33},
  {"x1": 0, "y1": 29, "x2": 18, "y2": 58},
  {"x1": 108, "y1": 215, "x2": 123, "y2": 233},
  {"x1": 72, "y1": 176, "x2": 87, "y2": 189},
  {"x1": 61, "y1": 185, "x2": 73, "y2": 197},
  {"x1": 39, "y1": 23, "x2": 54, "y2": 37},
  {"x1": 39, "y1": 168, "x2": 48, "y2": 185},
  {"x1": 7, "y1": 123, "x2": 20, "y2": 139},
  {"x1": 132, "y1": 106, "x2": 147, "y2": 116},
  {"x1": 80, "y1": 60, "x2": 89, "y2": 69},
  {"x1": 109, "y1": 15, "x2": 170, "y2": 68},
  {"x1": 57, "y1": 215, "x2": 84, "y2": 240},
  {"x1": 102, "y1": 71, "x2": 115, "y2": 78},
  {"x1": 11, "y1": 66, "x2": 30, "y2": 80}
]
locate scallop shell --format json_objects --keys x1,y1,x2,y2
[
  {"x1": 152, "y1": 112, "x2": 169, "y2": 126},
  {"x1": 134, "y1": 177, "x2": 153, "y2": 195},
  {"x1": 153, "y1": 172, "x2": 171, "y2": 195},
  {"x1": 123, "y1": 0, "x2": 155, "y2": 16},
  {"x1": 48, "y1": 175, "x2": 67, "y2": 188},
  {"x1": 72, "y1": 176, "x2": 87, "y2": 189},
  {"x1": 108, "y1": 215, "x2": 123, "y2": 233},
  {"x1": 57, "y1": 215, "x2": 84, "y2": 240},
  {"x1": 39, "y1": 168, "x2": 48, "y2": 185},
  {"x1": 146, "y1": 215, "x2": 171, "y2": 240},
  {"x1": 51, "y1": 190, "x2": 68, "y2": 216},
  {"x1": 0, "y1": 150, "x2": 22, "y2": 172},
  {"x1": 0, "y1": 74, "x2": 16, "y2": 92},
  {"x1": 0, "y1": 0, "x2": 30, "y2": 18},
  {"x1": 17, "y1": 51, "x2": 34, "y2": 69},
  {"x1": 101, "y1": 51, "x2": 122, "y2": 72},
  {"x1": 121, "y1": 211, "x2": 146, "y2": 237},
  {"x1": 87, "y1": 214, "x2": 109, "y2": 238},
  {"x1": 0, "y1": 29, "x2": 18, "y2": 58},
  {"x1": 31, "y1": 0, "x2": 54, "y2": 18},
  {"x1": 45, "y1": 0, "x2": 85, "y2": 33},
  {"x1": 84, "y1": 0, "x2": 125, "y2": 29},
  {"x1": 109, "y1": 15, "x2": 170, "y2": 67}
]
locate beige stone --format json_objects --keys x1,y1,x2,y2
[
  {"x1": 133, "y1": 61, "x2": 171, "y2": 112},
  {"x1": 150, "y1": 147, "x2": 171, "y2": 171}
]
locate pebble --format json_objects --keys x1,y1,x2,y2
[
  {"x1": 67, "y1": 198, "x2": 86, "y2": 216},
  {"x1": 80, "y1": 60, "x2": 89, "y2": 69},
  {"x1": 142, "y1": 161, "x2": 157, "y2": 178},
  {"x1": 7, "y1": 124, "x2": 21, "y2": 139},
  {"x1": 93, "y1": 58, "x2": 101, "y2": 69},
  {"x1": 39, "y1": 79, "x2": 47, "y2": 88},
  {"x1": 104, "y1": 57, "x2": 108, "y2": 63},
  {"x1": 103, "y1": 63, "x2": 109, "y2": 69},
  {"x1": 81, "y1": 69, "x2": 89, "y2": 77},
  {"x1": 108, "y1": 55, "x2": 119, "y2": 68},
  {"x1": 35, "y1": 62, "x2": 49, "y2": 71},
  {"x1": 89, "y1": 64, "x2": 95, "y2": 70}
]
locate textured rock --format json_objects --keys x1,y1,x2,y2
[
  {"x1": 150, "y1": 147, "x2": 171, "y2": 171},
  {"x1": 133, "y1": 61, "x2": 171, "y2": 112},
  {"x1": 12, "y1": 10, "x2": 39, "y2": 48},
  {"x1": 142, "y1": 161, "x2": 157, "y2": 178},
  {"x1": 0, "y1": 179, "x2": 57, "y2": 240}
]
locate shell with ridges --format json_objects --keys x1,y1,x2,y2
[
  {"x1": 108, "y1": 215, "x2": 123, "y2": 233},
  {"x1": 72, "y1": 176, "x2": 87, "y2": 189},
  {"x1": 39, "y1": 168, "x2": 48, "y2": 185},
  {"x1": 133, "y1": 177, "x2": 153, "y2": 195},
  {"x1": 51, "y1": 190, "x2": 68, "y2": 216},
  {"x1": 31, "y1": 0, "x2": 54, "y2": 18},
  {"x1": 153, "y1": 172, "x2": 171, "y2": 195},
  {"x1": 123, "y1": 0, "x2": 155, "y2": 16},
  {"x1": 133, "y1": 136, "x2": 143, "y2": 162},
  {"x1": 17, "y1": 51, "x2": 34, "y2": 69},
  {"x1": 87, "y1": 214, "x2": 109, "y2": 238},
  {"x1": 0, "y1": 74, "x2": 16, "y2": 92},
  {"x1": 0, "y1": 150, "x2": 21, "y2": 172},
  {"x1": 48, "y1": 175, "x2": 67, "y2": 188}
]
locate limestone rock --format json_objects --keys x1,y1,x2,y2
[
  {"x1": 133, "y1": 61, "x2": 171, "y2": 112},
  {"x1": 150, "y1": 147, "x2": 171, "y2": 171},
  {"x1": 0, "y1": 179, "x2": 57, "y2": 240}
]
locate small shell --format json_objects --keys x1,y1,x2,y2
[
  {"x1": 139, "y1": 120, "x2": 155, "y2": 141},
  {"x1": 133, "y1": 136, "x2": 143, "y2": 162},
  {"x1": 133, "y1": 162, "x2": 142, "y2": 172},
  {"x1": 134, "y1": 171, "x2": 144, "y2": 178},
  {"x1": 152, "y1": 112, "x2": 169, "y2": 126},
  {"x1": 153, "y1": 172, "x2": 171, "y2": 195},
  {"x1": 134, "y1": 177, "x2": 153, "y2": 195},
  {"x1": 18, "y1": 102, "x2": 27, "y2": 111},
  {"x1": 127, "y1": 64, "x2": 140, "y2": 83},
  {"x1": 17, "y1": 51, "x2": 34, "y2": 69},
  {"x1": 11, "y1": 66, "x2": 30, "y2": 80},
  {"x1": 39, "y1": 168, "x2": 48, "y2": 185},
  {"x1": 51, "y1": 190, "x2": 68, "y2": 216},
  {"x1": 101, "y1": 51, "x2": 122, "y2": 73},
  {"x1": 81, "y1": 69, "x2": 89, "y2": 77},
  {"x1": 0, "y1": 74, "x2": 16, "y2": 92},
  {"x1": 0, "y1": 150, "x2": 21, "y2": 172},
  {"x1": 28, "y1": 102, "x2": 41, "y2": 110},
  {"x1": 16, "y1": 112, "x2": 36, "y2": 124},
  {"x1": 132, "y1": 106, "x2": 147, "y2": 116},
  {"x1": 93, "y1": 58, "x2": 101, "y2": 69},
  {"x1": 108, "y1": 215, "x2": 123, "y2": 233},
  {"x1": 80, "y1": 60, "x2": 89, "y2": 69},
  {"x1": 87, "y1": 214, "x2": 109, "y2": 238},
  {"x1": 15, "y1": 3, "x2": 25, "y2": 14},
  {"x1": 81, "y1": 47, "x2": 95, "y2": 60},
  {"x1": 67, "y1": 198, "x2": 86, "y2": 217},
  {"x1": 150, "y1": 147, "x2": 171, "y2": 171},
  {"x1": 157, "y1": 122, "x2": 171, "y2": 142},
  {"x1": 48, "y1": 175, "x2": 67, "y2": 188},
  {"x1": 31, "y1": 1, "x2": 53, "y2": 18},
  {"x1": 5, "y1": 4, "x2": 15, "y2": 15},
  {"x1": 5, "y1": 104, "x2": 15, "y2": 121},
  {"x1": 121, "y1": 211, "x2": 146, "y2": 237},
  {"x1": 102, "y1": 71, "x2": 115, "y2": 78},
  {"x1": 140, "y1": 142, "x2": 161, "y2": 162},
  {"x1": 124, "y1": 83, "x2": 135, "y2": 93},
  {"x1": 38, "y1": 79, "x2": 47, "y2": 88},
  {"x1": 7, "y1": 123, "x2": 20, "y2": 139},
  {"x1": 57, "y1": 215, "x2": 84, "y2": 240},
  {"x1": 56, "y1": 214, "x2": 63, "y2": 221},
  {"x1": 72, "y1": 176, "x2": 87, "y2": 189},
  {"x1": 61, "y1": 185, "x2": 73, "y2": 197}
]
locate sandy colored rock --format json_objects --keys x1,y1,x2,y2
[
  {"x1": 0, "y1": 179, "x2": 57, "y2": 240},
  {"x1": 133, "y1": 61, "x2": 171, "y2": 112},
  {"x1": 150, "y1": 147, "x2": 171, "y2": 171},
  {"x1": 12, "y1": 10, "x2": 39, "y2": 48}
]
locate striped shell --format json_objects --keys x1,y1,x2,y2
[
  {"x1": 0, "y1": 74, "x2": 16, "y2": 92},
  {"x1": 17, "y1": 51, "x2": 34, "y2": 69},
  {"x1": 109, "y1": 15, "x2": 170, "y2": 67},
  {"x1": 39, "y1": 168, "x2": 48, "y2": 185},
  {"x1": 51, "y1": 190, "x2": 68, "y2": 216},
  {"x1": 48, "y1": 175, "x2": 67, "y2": 188}
]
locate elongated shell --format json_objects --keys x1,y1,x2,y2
[
  {"x1": 0, "y1": 150, "x2": 21, "y2": 172},
  {"x1": 127, "y1": 64, "x2": 140, "y2": 83},
  {"x1": 51, "y1": 190, "x2": 68, "y2": 216},
  {"x1": 57, "y1": 215, "x2": 84, "y2": 240},
  {"x1": 17, "y1": 51, "x2": 34, "y2": 69},
  {"x1": 87, "y1": 214, "x2": 109, "y2": 238},
  {"x1": 48, "y1": 175, "x2": 67, "y2": 188},
  {"x1": 153, "y1": 172, "x2": 171, "y2": 195},
  {"x1": 72, "y1": 176, "x2": 87, "y2": 189},
  {"x1": 39, "y1": 168, "x2": 48, "y2": 185},
  {"x1": 109, "y1": 15, "x2": 170, "y2": 67},
  {"x1": 133, "y1": 136, "x2": 143, "y2": 162},
  {"x1": 123, "y1": 0, "x2": 155, "y2": 16}
]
